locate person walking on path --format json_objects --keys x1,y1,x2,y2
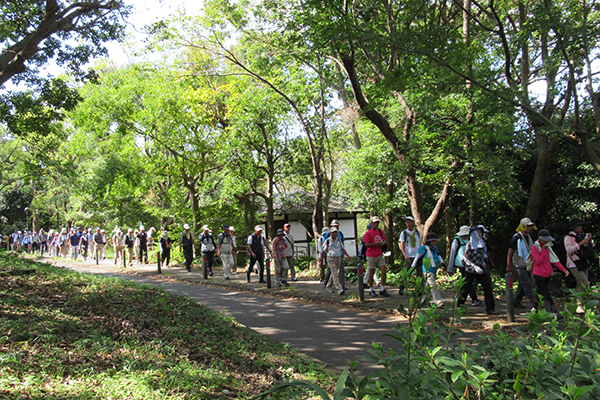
[
  {"x1": 93, "y1": 227, "x2": 104, "y2": 260},
  {"x1": 125, "y1": 228, "x2": 135, "y2": 267},
  {"x1": 160, "y1": 230, "x2": 173, "y2": 267},
  {"x1": 112, "y1": 229, "x2": 125, "y2": 265},
  {"x1": 507, "y1": 217, "x2": 538, "y2": 309},
  {"x1": 199, "y1": 225, "x2": 216, "y2": 276},
  {"x1": 229, "y1": 226, "x2": 238, "y2": 274},
  {"x1": 78, "y1": 228, "x2": 88, "y2": 260},
  {"x1": 323, "y1": 220, "x2": 347, "y2": 290},
  {"x1": 137, "y1": 226, "x2": 149, "y2": 264},
  {"x1": 448, "y1": 225, "x2": 481, "y2": 306},
  {"x1": 321, "y1": 226, "x2": 351, "y2": 295},
  {"x1": 283, "y1": 223, "x2": 296, "y2": 281},
  {"x1": 217, "y1": 225, "x2": 236, "y2": 280},
  {"x1": 69, "y1": 228, "x2": 81, "y2": 260},
  {"x1": 247, "y1": 226, "x2": 268, "y2": 283},
  {"x1": 399, "y1": 216, "x2": 422, "y2": 295},
  {"x1": 363, "y1": 216, "x2": 390, "y2": 298},
  {"x1": 59, "y1": 229, "x2": 69, "y2": 258},
  {"x1": 412, "y1": 232, "x2": 445, "y2": 308},
  {"x1": 532, "y1": 229, "x2": 570, "y2": 315},
  {"x1": 316, "y1": 227, "x2": 329, "y2": 284},
  {"x1": 272, "y1": 228, "x2": 290, "y2": 287},
  {"x1": 180, "y1": 224, "x2": 195, "y2": 272},
  {"x1": 564, "y1": 218, "x2": 594, "y2": 313},
  {"x1": 458, "y1": 225, "x2": 498, "y2": 315},
  {"x1": 86, "y1": 228, "x2": 94, "y2": 259}
]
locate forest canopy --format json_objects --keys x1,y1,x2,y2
[{"x1": 2, "y1": 0, "x2": 600, "y2": 268}]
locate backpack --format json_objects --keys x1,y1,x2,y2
[
  {"x1": 454, "y1": 237, "x2": 468, "y2": 267},
  {"x1": 569, "y1": 233, "x2": 595, "y2": 271},
  {"x1": 377, "y1": 229, "x2": 388, "y2": 253},
  {"x1": 358, "y1": 235, "x2": 367, "y2": 261}
]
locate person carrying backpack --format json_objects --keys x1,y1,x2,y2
[
  {"x1": 507, "y1": 217, "x2": 538, "y2": 309},
  {"x1": 564, "y1": 218, "x2": 595, "y2": 313},
  {"x1": 448, "y1": 225, "x2": 481, "y2": 306},
  {"x1": 199, "y1": 225, "x2": 216, "y2": 277},
  {"x1": 246, "y1": 226, "x2": 268, "y2": 284},
  {"x1": 398, "y1": 216, "x2": 422, "y2": 295}
]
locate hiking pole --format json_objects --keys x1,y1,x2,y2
[
  {"x1": 96, "y1": 248, "x2": 99, "y2": 265},
  {"x1": 122, "y1": 249, "x2": 126, "y2": 268},
  {"x1": 505, "y1": 272, "x2": 515, "y2": 322},
  {"x1": 203, "y1": 254, "x2": 208, "y2": 280},
  {"x1": 357, "y1": 262, "x2": 365, "y2": 302},
  {"x1": 157, "y1": 251, "x2": 162, "y2": 274}
]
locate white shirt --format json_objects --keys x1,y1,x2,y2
[{"x1": 399, "y1": 229, "x2": 421, "y2": 258}]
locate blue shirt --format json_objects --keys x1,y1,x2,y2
[{"x1": 414, "y1": 244, "x2": 443, "y2": 274}]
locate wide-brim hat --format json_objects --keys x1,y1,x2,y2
[
  {"x1": 456, "y1": 225, "x2": 470, "y2": 236},
  {"x1": 276, "y1": 228, "x2": 285, "y2": 236},
  {"x1": 229, "y1": 226, "x2": 235, "y2": 232},
  {"x1": 538, "y1": 229, "x2": 555, "y2": 242},
  {"x1": 470, "y1": 225, "x2": 489, "y2": 233},
  {"x1": 162, "y1": 231, "x2": 169, "y2": 238},
  {"x1": 425, "y1": 232, "x2": 439, "y2": 242},
  {"x1": 520, "y1": 217, "x2": 535, "y2": 226},
  {"x1": 569, "y1": 218, "x2": 586, "y2": 231},
  {"x1": 321, "y1": 227, "x2": 329, "y2": 234},
  {"x1": 331, "y1": 219, "x2": 340, "y2": 226}
]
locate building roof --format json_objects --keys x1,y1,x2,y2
[{"x1": 259, "y1": 191, "x2": 365, "y2": 215}]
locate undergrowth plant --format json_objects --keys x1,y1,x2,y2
[{"x1": 256, "y1": 268, "x2": 600, "y2": 400}]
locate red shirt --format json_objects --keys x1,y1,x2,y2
[{"x1": 363, "y1": 228, "x2": 385, "y2": 258}]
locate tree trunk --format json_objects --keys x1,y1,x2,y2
[{"x1": 525, "y1": 132, "x2": 558, "y2": 221}]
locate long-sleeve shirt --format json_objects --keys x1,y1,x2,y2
[
  {"x1": 564, "y1": 232, "x2": 583, "y2": 269},
  {"x1": 531, "y1": 244, "x2": 566, "y2": 278},
  {"x1": 412, "y1": 244, "x2": 444, "y2": 274}
]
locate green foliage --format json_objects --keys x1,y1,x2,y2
[{"x1": 259, "y1": 273, "x2": 600, "y2": 399}]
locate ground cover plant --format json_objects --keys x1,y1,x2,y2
[
  {"x1": 259, "y1": 270, "x2": 600, "y2": 399},
  {"x1": 0, "y1": 253, "x2": 334, "y2": 399}
]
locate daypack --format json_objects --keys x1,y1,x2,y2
[
  {"x1": 358, "y1": 236, "x2": 367, "y2": 260},
  {"x1": 454, "y1": 237, "x2": 468, "y2": 268},
  {"x1": 569, "y1": 233, "x2": 595, "y2": 270}
]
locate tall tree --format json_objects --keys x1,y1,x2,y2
[{"x1": 0, "y1": 0, "x2": 128, "y2": 86}]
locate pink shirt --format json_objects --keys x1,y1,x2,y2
[
  {"x1": 564, "y1": 232, "x2": 581, "y2": 269},
  {"x1": 531, "y1": 244, "x2": 566, "y2": 278},
  {"x1": 363, "y1": 228, "x2": 385, "y2": 258}
]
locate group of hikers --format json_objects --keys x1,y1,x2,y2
[
  {"x1": 5, "y1": 215, "x2": 594, "y2": 316},
  {"x1": 6, "y1": 225, "x2": 159, "y2": 266},
  {"x1": 315, "y1": 215, "x2": 593, "y2": 318}
]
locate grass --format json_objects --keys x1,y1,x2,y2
[{"x1": 0, "y1": 252, "x2": 335, "y2": 399}]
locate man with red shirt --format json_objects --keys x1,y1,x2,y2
[{"x1": 363, "y1": 216, "x2": 390, "y2": 297}]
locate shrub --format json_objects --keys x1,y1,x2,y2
[{"x1": 255, "y1": 269, "x2": 600, "y2": 400}]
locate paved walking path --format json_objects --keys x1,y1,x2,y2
[{"x1": 36, "y1": 254, "x2": 532, "y2": 376}]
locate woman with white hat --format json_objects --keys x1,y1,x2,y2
[
  {"x1": 457, "y1": 226, "x2": 498, "y2": 315},
  {"x1": 448, "y1": 226, "x2": 481, "y2": 306}
]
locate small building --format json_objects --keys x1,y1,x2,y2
[{"x1": 257, "y1": 192, "x2": 366, "y2": 257}]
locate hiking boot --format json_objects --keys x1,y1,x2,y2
[
  {"x1": 471, "y1": 300, "x2": 482, "y2": 306},
  {"x1": 486, "y1": 310, "x2": 499, "y2": 316},
  {"x1": 380, "y1": 290, "x2": 390, "y2": 297},
  {"x1": 369, "y1": 291, "x2": 378, "y2": 298},
  {"x1": 338, "y1": 289, "x2": 345, "y2": 295}
]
